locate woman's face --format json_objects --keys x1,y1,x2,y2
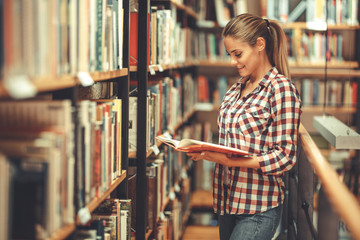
[{"x1": 224, "y1": 36, "x2": 261, "y2": 78}]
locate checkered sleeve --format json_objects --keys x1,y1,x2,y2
[{"x1": 257, "y1": 79, "x2": 301, "y2": 175}]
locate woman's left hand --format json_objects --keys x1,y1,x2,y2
[
  {"x1": 187, "y1": 151, "x2": 260, "y2": 168},
  {"x1": 186, "y1": 151, "x2": 229, "y2": 164}
]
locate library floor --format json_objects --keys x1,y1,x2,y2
[
  {"x1": 182, "y1": 226, "x2": 219, "y2": 240},
  {"x1": 183, "y1": 190, "x2": 220, "y2": 240}
]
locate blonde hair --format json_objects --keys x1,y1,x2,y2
[{"x1": 222, "y1": 13, "x2": 290, "y2": 78}]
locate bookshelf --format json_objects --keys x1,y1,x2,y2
[
  {"x1": 127, "y1": 0, "x2": 207, "y2": 239},
  {"x1": 0, "y1": 0, "x2": 131, "y2": 239}
]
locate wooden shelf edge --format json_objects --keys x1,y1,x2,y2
[
  {"x1": 86, "y1": 170, "x2": 127, "y2": 213},
  {"x1": 0, "y1": 69, "x2": 129, "y2": 98},
  {"x1": 289, "y1": 61, "x2": 359, "y2": 69},
  {"x1": 291, "y1": 68, "x2": 360, "y2": 78},
  {"x1": 76, "y1": 170, "x2": 127, "y2": 224},
  {"x1": 91, "y1": 69, "x2": 129, "y2": 82}
]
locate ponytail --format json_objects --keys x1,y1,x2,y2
[{"x1": 222, "y1": 14, "x2": 290, "y2": 78}]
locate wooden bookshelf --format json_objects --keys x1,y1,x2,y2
[{"x1": 0, "y1": 0, "x2": 131, "y2": 239}]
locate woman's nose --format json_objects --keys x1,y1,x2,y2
[{"x1": 230, "y1": 57, "x2": 237, "y2": 66}]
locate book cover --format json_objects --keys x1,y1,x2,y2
[
  {"x1": 127, "y1": 166, "x2": 137, "y2": 232},
  {"x1": 146, "y1": 163, "x2": 157, "y2": 231},
  {"x1": 128, "y1": 96, "x2": 137, "y2": 152},
  {"x1": 0, "y1": 136, "x2": 62, "y2": 239},
  {"x1": 91, "y1": 214, "x2": 118, "y2": 240},
  {"x1": 156, "y1": 136, "x2": 251, "y2": 156},
  {"x1": 0, "y1": 153, "x2": 11, "y2": 240},
  {"x1": 94, "y1": 198, "x2": 120, "y2": 240},
  {"x1": 119, "y1": 199, "x2": 132, "y2": 240}
]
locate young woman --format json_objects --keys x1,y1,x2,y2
[{"x1": 188, "y1": 13, "x2": 302, "y2": 240}]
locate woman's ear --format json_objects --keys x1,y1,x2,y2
[{"x1": 256, "y1": 37, "x2": 266, "y2": 51}]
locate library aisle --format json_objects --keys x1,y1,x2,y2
[
  {"x1": 183, "y1": 190, "x2": 219, "y2": 240},
  {"x1": 182, "y1": 226, "x2": 219, "y2": 240}
]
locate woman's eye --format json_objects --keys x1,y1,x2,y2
[{"x1": 235, "y1": 53, "x2": 242, "y2": 58}]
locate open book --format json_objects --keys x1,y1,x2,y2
[{"x1": 156, "y1": 136, "x2": 251, "y2": 156}]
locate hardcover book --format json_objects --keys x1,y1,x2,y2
[{"x1": 156, "y1": 136, "x2": 251, "y2": 156}]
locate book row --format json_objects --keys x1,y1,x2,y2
[
  {"x1": 131, "y1": 0, "x2": 245, "y2": 67},
  {"x1": 265, "y1": 0, "x2": 359, "y2": 25},
  {"x1": 286, "y1": 29, "x2": 344, "y2": 64},
  {"x1": 2, "y1": 0, "x2": 124, "y2": 81},
  {"x1": 213, "y1": 0, "x2": 249, "y2": 27},
  {"x1": 195, "y1": 74, "x2": 359, "y2": 108},
  {"x1": 197, "y1": 75, "x2": 239, "y2": 105},
  {"x1": 71, "y1": 198, "x2": 132, "y2": 240},
  {"x1": 293, "y1": 78, "x2": 358, "y2": 107},
  {"x1": 129, "y1": 73, "x2": 196, "y2": 153},
  {"x1": 0, "y1": 99, "x2": 123, "y2": 239}
]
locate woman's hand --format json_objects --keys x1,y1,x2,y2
[
  {"x1": 187, "y1": 151, "x2": 227, "y2": 163},
  {"x1": 186, "y1": 152, "x2": 205, "y2": 161},
  {"x1": 187, "y1": 151, "x2": 260, "y2": 168}
]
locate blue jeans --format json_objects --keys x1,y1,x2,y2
[{"x1": 218, "y1": 205, "x2": 282, "y2": 240}]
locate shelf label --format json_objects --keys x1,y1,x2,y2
[
  {"x1": 77, "y1": 207, "x2": 91, "y2": 225},
  {"x1": 163, "y1": 132, "x2": 172, "y2": 139},
  {"x1": 148, "y1": 65, "x2": 156, "y2": 75},
  {"x1": 306, "y1": 21, "x2": 327, "y2": 31},
  {"x1": 4, "y1": 75, "x2": 37, "y2": 99},
  {"x1": 77, "y1": 72, "x2": 94, "y2": 87},
  {"x1": 151, "y1": 145, "x2": 160, "y2": 155},
  {"x1": 159, "y1": 212, "x2": 166, "y2": 221},
  {"x1": 157, "y1": 65, "x2": 164, "y2": 72},
  {"x1": 181, "y1": 169, "x2": 188, "y2": 179},
  {"x1": 174, "y1": 184, "x2": 180, "y2": 193},
  {"x1": 169, "y1": 191, "x2": 176, "y2": 200}
]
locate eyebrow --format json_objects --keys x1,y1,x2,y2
[
  {"x1": 226, "y1": 49, "x2": 241, "y2": 55},
  {"x1": 229, "y1": 49, "x2": 241, "y2": 54}
]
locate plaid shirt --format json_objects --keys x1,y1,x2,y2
[{"x1": 214, "y1": 67, "x2": 302, "y2": 215}]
